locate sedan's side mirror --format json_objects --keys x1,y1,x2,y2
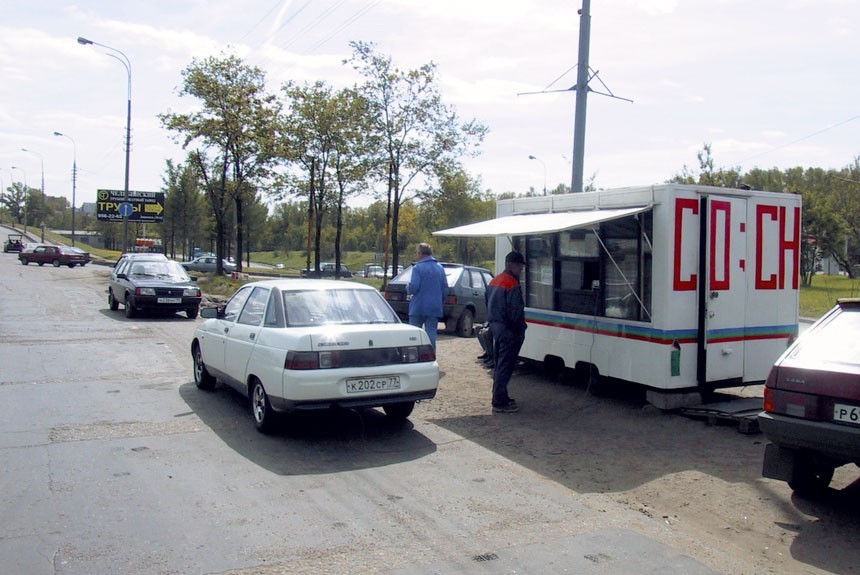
[{"x1": 200, "y1": 307, "x2": 221, "y2": 319}]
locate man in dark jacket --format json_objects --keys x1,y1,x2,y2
[
  {"x1": 487, "y1": 251, "x2": 527, "y2": 413},
  {"x1": 407, "y1": 242, "x2": 448, "y2": 350}
]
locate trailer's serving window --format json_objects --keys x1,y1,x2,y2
[{"x1": 523, "y1": 211, "x2": 652, "y2": 322}]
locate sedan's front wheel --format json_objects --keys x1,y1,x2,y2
[
  {"x1": 124, "y1": 296, "x2": 136, "y2": 318},
  {"x1": 250, "y1": 379, "x2": 278, "y2": 434},
  {"x1": 108, "y1": 291, "x2": 119, "y2": 311},
  {"x1": 193, "y1": 344, "x2": 216, "y2": 390}
]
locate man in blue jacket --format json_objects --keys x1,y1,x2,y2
[
  {"x1": 487, "y1": 251, "x2": 527, "y2": 413},
  {"x1": 407, "y1": 243, "x2": 448, "y2": 350}
]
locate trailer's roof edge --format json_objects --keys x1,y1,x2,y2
[{"x1": 432, "y1": 205, "x2": 651, "y2": 237}]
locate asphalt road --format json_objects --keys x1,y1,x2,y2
[{"x1": 0, "y1": 234, "x2": 733, "y2": 575}]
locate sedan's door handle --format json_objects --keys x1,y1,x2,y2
[
  {"x1": 249, "y1": 333, "x2": 255, "y2": 340},
  {"x1": 223, "y1": 327, "x2": 230, "y2": 334}
]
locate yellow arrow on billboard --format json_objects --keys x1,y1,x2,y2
[{"x1": 144, "y1": 203, "x2": 164, "y2": 215}]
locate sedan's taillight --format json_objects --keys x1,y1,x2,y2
[
  {"x1": 444, "y1": 295, "x2": 457, "y2": 305},
  {"x1": 285, "y1": 345, "x2": 436, "y2": 370}
]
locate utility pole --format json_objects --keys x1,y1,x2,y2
[{"x1": 571, "y1": 0, "x2": 591, "y2": 194}]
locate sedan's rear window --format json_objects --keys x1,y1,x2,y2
[
  {"x1": 789, "y1": 309, "x2": 860, "y2": 364},
  {"x1": 284, "y1": 289, "x2": 399, "y2": 327}
]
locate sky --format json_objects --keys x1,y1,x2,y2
[{"x1": 1, "y1": 0, "x2": 858, "y2": 213}]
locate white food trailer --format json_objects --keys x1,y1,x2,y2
[{"x1": 435, "y1": 184, "x2": 801, "y2": 407}]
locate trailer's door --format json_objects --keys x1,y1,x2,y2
[{"x1": 703, "y1": 195, "x2": 747, "y2": 383}]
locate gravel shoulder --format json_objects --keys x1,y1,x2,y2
[{"x1": 429, "y1": 333, "x2": 860, "y2": 575}]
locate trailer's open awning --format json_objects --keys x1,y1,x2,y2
[{"x1": 432, "y1": 205, "x2": 650, "y2": 237}]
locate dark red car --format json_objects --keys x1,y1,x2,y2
[
  {"x1": 759, "y1": 298, "x2": 860, "y2": 495},
  {"x1": 18, "y1": 245, "x2": 87, "y2": 267}
]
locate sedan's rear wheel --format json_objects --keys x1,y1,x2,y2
[
  {"x1": 52, "y1": 259, "x2": 61, "y2": 267},
  {"x1": 789, "y1": 455, "x2": 835, "y2": 496},
  {"x1": 456, "y1": 308, "x2": 475, "y2": 337},
  {"x1": 20, "y1": 258, "x2": 28, "y2": 265},
  {"x1": 108, "y1": 291, "x2": 119, "y2": 311},
  {"x1": 193, "y1": 344, "x2": 216, "y2": 390},
  {"x1": 382, "y1": 401, "x2": 415, "y2": 420},
  {"x1": 251, "y1": 379, "x2": 278, "y2": 434}
]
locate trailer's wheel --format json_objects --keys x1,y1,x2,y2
[
  {"x1": 543, "y1": 356, "x2": 565, "y2": 380},
  {"x1": 585, "y1": 365, "x2": 607, "y2": 396}
]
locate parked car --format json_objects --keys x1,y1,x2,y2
[
  {"x1": 113, "y1": 251, "x2": 169, "y2": 269},
  {"x1": 759, "y1": 298, "x2": 860, "y2": 495},
  {"x1": 300, "y1": 262, "x2": 352, "y2": 278},
  {"x1": 191, "y1": 279, "x2": 439, "y2": 433},
  {"x1": 3, "y1": 233, "x2": 25, "y2": 253},
  {"x1": 65, "y1": 246, "x2": 91, "y2": 266},
  {"x1": 19, "y1": 244, "x2": 87, "y2": 267},
  {"x1": 108, "y1": 257, "x2": 201, "y2": 319},
  {"x1": 181, "y1": 256, "x2": 237, "y2": 275},
  {"x1": 383, "y1": 263, "x2": 494, "y2": 337}
]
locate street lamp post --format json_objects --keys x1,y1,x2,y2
[
  {"x1": 21, "y1": 148, "x2": 46, "y2": 241},
  {"x1": 54, "y1": 132, "x2": 78, "y2": 246},
  {"x1": 11, "y1": 166, "x2": 28, "y2": 232},
  {"x1": 78, "y1": 35, "x2": 132, "y2": 253},
  {"x1": 528, "y1": 155, "x2": 547, "y2": 196}
]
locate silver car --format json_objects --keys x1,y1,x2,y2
[
  {"x1": 191, "y1": 279, "x2": 439, "y2": 433},
  {"x1": 181, "y1": 256, "x2": 236, "y2": 274}
]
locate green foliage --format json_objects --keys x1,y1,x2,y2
[{"x1": 800, "y1": 274, "x2": 860, "y2": 318}]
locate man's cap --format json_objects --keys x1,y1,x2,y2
[{"x1": 505, "y1": 251, "x2": 526, "y2": 264}]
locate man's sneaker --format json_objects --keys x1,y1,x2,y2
[{"x1": 493, "y1": 402, "x2": 520, "y2": 413}]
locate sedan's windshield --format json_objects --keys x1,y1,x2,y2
[
  {"x1": 128, "y1": 260, "x2": 192, "y2": 281},
  {"x1": 283, "y1": 288, "x2": 399, "y2": 327}
]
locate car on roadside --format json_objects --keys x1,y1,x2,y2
[
  {"x1": 108, "y1": 257, "x2": 202, "y2": 319},
  {"x1": 18, "y1": 244, "x2": 88, "y2": 267},
  {"x1": 300, "y1": 262, "x2": 353, "y2": 278},
  {"x1": 191, "y1": 279, "x2": 439, "y2": 433},
  {"x1": 181, "y1": 255, "x2": 237, "y2": 275},
  {"x1": 383, "y1": 263, "x2": 494, "y2": 337},
  {"x1": 65, "y1": 246, "x2": 91, "y2": 266},
  {"x1": 3, "y1": 233, "x2": 25, "y2": 253},
  {"x1": 113, "y1": 252, "x2": 169, "y2": 268},
  {"x1": 759, "y1": 298, "x2": 860, "y2": 495}
]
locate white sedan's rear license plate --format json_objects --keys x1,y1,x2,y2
[
  {"x1": 833, "y1": 403, "x2": 860, "y2": 424},
  {"x1": 346, "y1": 376, "x2": 400, "y2": 394},
  {"x1": 158, "y1": 297, "x2": 182, "y2": 304}
]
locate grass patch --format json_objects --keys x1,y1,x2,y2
[{"x1": 800, "y1": 275, "x2": 860, "y2": 318}]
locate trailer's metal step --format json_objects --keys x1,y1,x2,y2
[{"x1": 680, "y1": 397, "x2": 762, "y2": 434}]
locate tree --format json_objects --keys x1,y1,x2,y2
[
  {"x1": 346, "y1": 41, "x2": 488, "y2": 274},
  {"x1": 161, "y1": 158, "x2": 207, "y2": 260},
  {"x1": 419, "y1": 167, "x2": 495, "y2": 264},
  {"x1": 0, "y1": 181, "x2": 29, "y2": 225},
  {"x1": 159, "y1": 53, "x2": 278, "y2": 274}
]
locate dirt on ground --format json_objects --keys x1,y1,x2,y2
[{"x1": 427, "y1": 333, "x2": 860, "y2": 575}]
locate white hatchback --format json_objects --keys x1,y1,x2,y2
[{"x1": 191, "y1": 279, "x2": 439, "y2": 433}]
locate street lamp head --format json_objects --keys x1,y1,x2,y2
[
  {"x1": 53, "y1": 131, "x2": 63, "y2": 137},
  {"x1": 528, "y1": 155, "x2": 537, "y2": 160},
  {"x1": 77, "y1": 36, "x2": 93, "y2": 45}
]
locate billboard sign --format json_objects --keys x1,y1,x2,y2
[{"x1": 96, "y1": 189, "x2": 165, "y2": 223}]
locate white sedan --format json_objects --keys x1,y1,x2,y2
[{"x1": 191, "y1": 279, "x2": 439, "y2": 433}]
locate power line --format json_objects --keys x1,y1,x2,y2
[{"x1": 735, "y1": 113, "x2": 860, "y2": 166}]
